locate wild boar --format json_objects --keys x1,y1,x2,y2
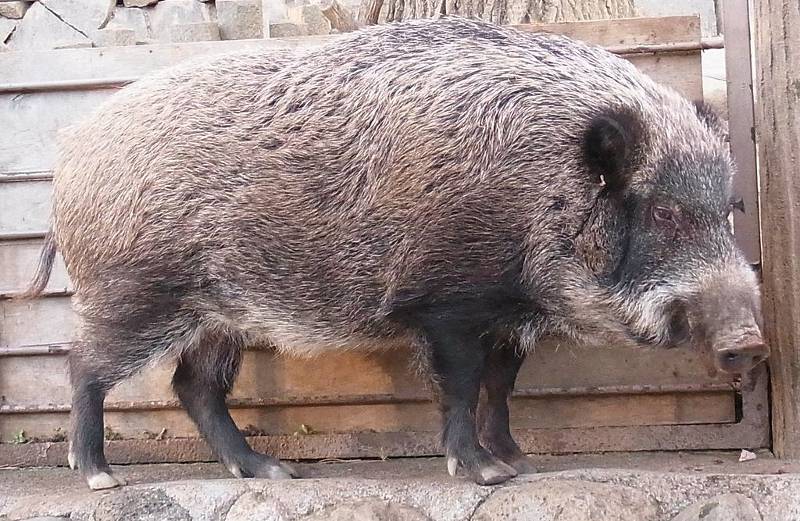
[{"x1": 24, "y1": 16, "x2": 767, "y2": 490}]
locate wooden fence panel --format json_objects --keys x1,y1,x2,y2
[{"x1": 0, "y1": 15, "x2": 769, "y2": 462}]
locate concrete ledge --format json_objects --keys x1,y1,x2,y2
[{"x1": 2, "y1": 453, "x2": 799, "y2": 520}]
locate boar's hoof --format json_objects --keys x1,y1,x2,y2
[
  {"x1": 67, "y1": 450, "x2": 77, "y2": 470},
  {"x1": 87, "y1": 471, "x2": 125, "y2": 490},
  {"x1": 226, "y1": 454, "x2": 298, "y2": 480},
  {"x1": 475, "y1": 460, "x2": 518, "y2": 485},
  {"x1": 470, "y1": 461, "x2": 517, "y2": 485},
  {"x1": 447, "y1": 454, "x2": 518, "y2": 485},
  {"x1": 263, "y1": 461, "x2": 298, "y2": 480},
  {"x1": 505, "y1": 455, "x2": 538, "y2": 475}
]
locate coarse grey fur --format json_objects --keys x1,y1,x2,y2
[{"x1": 26, "y1": 16, "x2": 766, "y2": 489}]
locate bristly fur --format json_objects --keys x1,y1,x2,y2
[
  {"x1": 49, "y1": 17, "x2": 743, "y2": 362},
  {"x1": 34, "y1": 16, "x2": 764, "y2": 487}
]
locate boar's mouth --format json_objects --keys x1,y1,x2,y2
[
  {"x1": 620, "y1": 291, "x2": 694, "y2": 349},
  {"x1": 667, "y1": 298, "x2": 768, "y2": 375},
  {"x1": 618, "y1": 281, "x2": 769, "y2": 375},
  {"x1": 664, "y1": 299, "x2": 692, "y2": 347}
]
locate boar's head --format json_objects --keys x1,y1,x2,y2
[{"x1": 577, "y1": 99, "x2": 767, "y2": 375}]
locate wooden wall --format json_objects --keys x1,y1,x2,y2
[
  {"x1": 752, "y1": 0, "x2": 800, "y2": 458},
  {"x1": 0, "y1": 15, "x2": 770, "y2": 465}
]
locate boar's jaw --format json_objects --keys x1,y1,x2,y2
[
  {"x1": 613, "y1": 283, "x2": 693, "y2": 348},
  {"x1": 615, "y1": 259, "x2": 769, "y2": 374}
]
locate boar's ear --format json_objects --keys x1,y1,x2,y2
[
  {"x1": 583, "y1": 107, "x2": 644, "y2": 193},
  {"x1": 693, "y1": 100, "x2": 729, "y2": 140}
]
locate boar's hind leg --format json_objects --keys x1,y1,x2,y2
[
  {"x1": 68, "y1": 342, "x2": 145, "y2": 490},
  {"x1": 171, "y1": 331, "x2": 298, "y2": 480},
  {"x1": 477, "y1": 345, "x2": 537, "y2": 474},
  {"x1": 422, "y1": 326, "x2": 518, "y2": 486}
]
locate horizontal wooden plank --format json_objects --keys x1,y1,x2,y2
[
  {"x1": 0, "y1": 38, "x2": 330, "y2": 85},
  {"x1": 513, "y1": 15, "x2": 701, "y2": 47},
  {"x1": 516, "y1": 342, "x2": 733, "y2": 388},
  {"x1": 0, "y1": 390, "x2": 735, "y2": 442},
  {"x1": 0, "y1": 297, "x2": 78, "y2": 348},
  {"x1": 0, "y1": 17, "x2": 699, "y2": 85},
  {"x1": 0, "y1": 339, "x2": 733, "y2": 404},
  {"x1": 0, "y1": 178, "x2": 51, "y2": 235},
  {"x1": 0, "y1": 383, "x2": 740, "y2": 413},
  {"x1": 0, "y1": 54, "x2": 700, "y2": 176},
  {"x1": 0, "y1": 422, "x2": 768, "y2": 468},
  {"x1": 0, "y1": 89, "x2": 111, "y2": 176},
  {"x1": 627, "y1": 52, "x2": 702, "y2": 100},
  {"x1": 0, "y1": 365, "x2": 769, "y2": 465},
  {"x1": 0, "y1": 238, "x2": 71, "y2": 295},
  {"x1": 0, "y1": 343, "x2": 738, "y2": 442}
]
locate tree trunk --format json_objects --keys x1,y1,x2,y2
[
  {"x1": 753, "y1": 0, "x2": 800, "y2": 456},
  {"x1": 358, "y1": 0, "x2": 634, "y2": 26},
  {"x1": 321, "y1": 0, "x2": 360, "y2": 31}
]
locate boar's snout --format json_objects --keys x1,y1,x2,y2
[
  {"x1": 713, "y1": 329, "x2": 769, "y2": 375},
  {"x1": 682, "y1": 262, "x2": 769, "y2": 375}
]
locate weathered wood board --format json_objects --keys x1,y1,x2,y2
[
  {"x1": 0, "y1": 15, "x2": 769, "y2": 461},
  {"x1": 0, "y1": 343, "x2": 735, "y2": 404},
  {"x1": 1, "y1": 345, "x2": 738, "y2": 441},
  {"x1": 512, "y1": 15, "x2": 702, "y2": 47},
  {"x1": 0, "y1": 237, "x2": 71, "y2": 295},
  {"x1": 753, "y1": 0, "x2": 800, "y2": 457},
  {"x1": 0, "y1": 16, "x2": 699, "y2": 84},
  {"x1": 0, "y1": 91, "x2": 110, "y2": 175},
  {"x1": 0, "y1": 178, "x2": 51, "y2": 234},
  {"x1": 0, "y1": 22, "x2": 702, "y2": 177}
]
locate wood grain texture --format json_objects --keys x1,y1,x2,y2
[
  {"x1": 1, "y1": 392, "x2": 736, "y2": 441},
  {"x1": 0, "y1": 343, "x2": 738, "y2": 442},
  {"x1": 0, "y1": 342, "x2": 734, "y2": 396},
  {"x1": 0, "y1": 238, "x2": 71, "y2": 295},
  {"x1": 0, "y1": 365, "x2": 769, "y2": 464},
  {"x1": 0, "y1": 16, "x2": 700, "y2": 85},
  {"x1": 320, "y1": 0, "x2": 359, "y2": 32},
  {"x1": 753, "y1": 0, "x2": 800, "y2": 458},
  {"x1": 514, "y1": 15, "x2": 700, "y2": 47},
  {"x1": 0, "y1": 16, "x2": 768, "y2": 460},
  {"x1": 722, "y1": 0, "x2": 761, "y2": 264},
  {"x1": 0, "y1": 178, "x2": 51, "y2": 233},
  {"x1": 358, "y1": 0, "x2": 634, "y2": 25}
]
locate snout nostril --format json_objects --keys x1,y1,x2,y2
[{"x1": 716, "y1": 346, "x2": 768, "y2": 374}]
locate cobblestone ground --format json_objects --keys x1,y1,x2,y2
[{"x1": 2, "y1": 451, "x2": 800, "y2": 520}]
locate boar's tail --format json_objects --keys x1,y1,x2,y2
[{"x1": 17, "y1": 228, "x2": 57, "y2": 300}]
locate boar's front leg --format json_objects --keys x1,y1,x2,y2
[
  {"x1": 477, "y1": 345, "x2": 537, "y2": 474},
  {"x1": 422, "y1": 325, "x2": 518, "y2": 485}
]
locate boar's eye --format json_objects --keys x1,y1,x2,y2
[{"x1": 653, "y1": 205, "x2": 679, "y2": 231}]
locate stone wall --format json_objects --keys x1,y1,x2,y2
[
  {"x1": 0, "y1": 0, "x2": 352, "y2": 51},
  {"x1": 0, "y1": 0, "x2": 721, "y2": 52}
]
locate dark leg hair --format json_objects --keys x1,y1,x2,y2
[
  {"x1": 477, "y1": 344, "x2": 536, "y2": 474},
  {"x1": 68, "y1": 273, "x2": 205, "y2": 489},
  {"x1": 420, "y1": 324, "x2": 517, "y2": 485},
  {"x1": 171, "y1": 329, "x2": 297, "y2": 479},
  {"x1": 68, "y1": 339, "x2": 155, "y2": 490}
]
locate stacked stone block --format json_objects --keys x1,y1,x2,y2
[{"x1": 0, "y1": 0, "x2": 345, "y2": 50}]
